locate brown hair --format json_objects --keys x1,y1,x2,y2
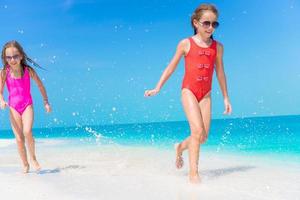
[
  {"x1": 1, "y1": 40, "x2": 45, "y2": 70},
  {"x1": 191, "y1": 3, "x2": 219, "y2": 35}
]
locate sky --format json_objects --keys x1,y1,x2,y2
[{"x1": 0, "y1": 0, "x2": 299, "y2": 129}]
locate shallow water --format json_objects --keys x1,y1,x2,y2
[{"x1": 1, "y1": 115, "x2": 300, "y2": 199}]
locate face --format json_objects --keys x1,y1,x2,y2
[
  {"x1": 193, "y1": 11, "x2": 218, "y2": 38},
  {"x1": 5, "y1": 47, "x2": 23, "y2": 68}
]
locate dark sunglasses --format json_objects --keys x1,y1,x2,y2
[
  {"x1": 199, "y1": 21, "x2": 219, "y2": 29},
  {"x1": 5, "y1": 54, "x2": 21, "y2": 61}
]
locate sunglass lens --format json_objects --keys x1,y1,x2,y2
[
  {"x1": 13, "y1": 55, "x2": 20, "y2": 60},
  {"x1": 5, "y1": 55, "x2": 20, "y2": 61},
  {"x1": 202, "y1": 21, "x2": 211, "y2": 28},
  {"x1": 212, "y1": 21, "x2": 219, "y2": 28}
]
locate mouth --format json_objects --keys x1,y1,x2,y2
[{"x1": 9, "y1": 62, "x2": 18, "y2": 65}]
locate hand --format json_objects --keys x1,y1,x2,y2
[
  {"x1": 144, "y1": 88, "x2": 160, "y2": 97},
  {"x1": 0, "y1": 100, "x2": 7, "y2": 110},
  {"x1": 223, "y1": 97, "x2": 232, "y2": 115},
  {"x1": 45, "y1": 103, "x2": 52, "y2": 113}
]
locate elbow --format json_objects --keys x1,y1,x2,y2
[
  {"x1": 166, "y1": 70, "x2": 173, "y2": 77},
  {"x1": 38, "y1": 84, "x2": 45, "y2": 90},
  {"x1": 166, "y1": 66, "x2": 176, "y2": 76},
  {"x1": 216, "y1": 72, "x2": 226, "y2": 81}
]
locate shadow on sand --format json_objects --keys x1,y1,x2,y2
[
  {"x1": 201, "y1": 165, "x2": 255, "y2": 179},
  {"x1": 37, "y1": 165, "x2": 85, "y2": 175}
]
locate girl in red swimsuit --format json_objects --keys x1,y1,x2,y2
[{"x1": 145, "y1": 4, "x2": 232, "y2": 183}]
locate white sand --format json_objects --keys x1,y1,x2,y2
[{"x1": 0, "y1": 139, "x2": 299, "y2": 200}]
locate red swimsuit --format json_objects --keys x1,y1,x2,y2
[{"x1": 182, "y1": 37, "x2": 217, "y2": 102}]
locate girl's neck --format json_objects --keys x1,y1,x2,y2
[
  {"x1": 10, "y1": 64, "x2": 23, "y2": 72},
  {"x1": 195, "y1": 34, "x2": 211, "y2": 43}
]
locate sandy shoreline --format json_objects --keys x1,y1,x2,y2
[{"x1": 0, "y1": 139, "x2": 300, "y2": 199}]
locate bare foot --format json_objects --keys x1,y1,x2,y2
[
  {"x1": 189, "y1": 174, "x2": 201, "y2": 184},
  {"x1": 174, "y1": 143, "x2": 184, "y2": 169},
  {"x1": 23, "y1": 164, "x2": 30, "y2": 174},
  {"x1": 31, "y1": 160, "x2": 41, "y2": 172}
]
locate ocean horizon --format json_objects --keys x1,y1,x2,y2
[{"x1": 1, "y1": 114, "x2": 300, "y2": 157}]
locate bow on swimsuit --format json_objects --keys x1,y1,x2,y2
[
  {"x1": 6, "y1": 66, "x2": 33, "y2": 115},
  {"x1": 182, "y1": 37, "x2": 217, "y2": 102}
]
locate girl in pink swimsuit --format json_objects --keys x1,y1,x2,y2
[
  {"x1": 0, "y1": 41, "x2": 51, "y2": 173},
  {"x1": 145, "y1": 4, "x2": 232, "y2": 183}
]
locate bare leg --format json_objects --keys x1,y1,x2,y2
[
  {"x1": 180, "y1": 89, "x2": 211, "y2": 183},
  {"x1": 22, "y1": 105, "x2": 40, "y2": 171},
  {"x1": 9, "y1": 108, "x2": 29, "y2": 173},
  {"x1": 177, "y1": 137, "x2": 190, "y2": 152},
  {"x1": 199, "y1": 93, "x2": 212, "y2": 139},
  {"x1": 177, "y1": 93, "x2": 211, "y2": 152},
  {"x1": 177, "y1": 92, "x2": 212, "y2": 151}
]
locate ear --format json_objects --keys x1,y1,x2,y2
[{"x1": 192, "y1": 19, "x2": 199, "y2": 29}]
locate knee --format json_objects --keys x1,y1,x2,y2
[
  {"x1": 191, "y1": 126, "x2": 207, "y2": 144},
  {"x1": 191, "y1": 125, "x2": 206, "y2": 136},
  {"x1": 15, "y1": 135, "x2": 25, "y2": 144},
  {"x1": 190, "y1": 134, "x2": 207, "y2": 144},
  {"x1": 23, "y1": 131, "x2": 34, "y2": 141}
]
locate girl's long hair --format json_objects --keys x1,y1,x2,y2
[
  {"x1": 1, "y1": 40, "x2": 45, "y2": 70},
  {"x1": 1, "y1": 40, "x2": 45, "y2": 82}
]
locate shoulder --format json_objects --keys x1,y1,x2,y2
[
  {"x1": 215, "y1": 40, "x2": 224, "y2": 50},
  {"x1": 215, "y1": 41, "x2": 224, "y2": 56},
  {"x1": 25, "y1": 66, "x2": 36, "y2": 77},
  {"x1": 177, "y1": 38, "x2": 191, "y2": 55},
  {"x1": 179, "y1": 38, "x2": 190, "y2": 45},
  {"x1": 177, "y1": 38, "x2": 189, "y2": 47},
  {"x1": 0, "y1": 68, "x2": 7, "y2": 82},
  {"x1": 0, "y1": 67, "x2": 7, "y2": 77},
  {"x1": 0, "y1": 68, "x2": 5, "y2": 74}
]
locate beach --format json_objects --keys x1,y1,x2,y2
[{"x1": 1, "y1": 135, "x2": 300, "y2": 200}]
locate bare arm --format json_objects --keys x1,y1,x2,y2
[
  {"x1": 0, "y1": 69, "x2": 7, "y2": 109},
  {"x1": 29, "y1": 68, "x2": 51, "y2": 112},
  {"x1": 145, "y1": 39, "x2": 188, "y2": 96},
  {"x1": 215, "y1": 43, "x2": 232, "y2": 114}
]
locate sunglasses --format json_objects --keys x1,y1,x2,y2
[
  {"x1": 5, "y1": 54, "x2": 21, "y2": 61},
  {"x1": 199, "y1": 21, "x2": 219, "y2": 29}
]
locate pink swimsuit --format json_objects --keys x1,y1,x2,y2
[{"x1": 6, "y1": 66, "x2": 33, "y2": 115}]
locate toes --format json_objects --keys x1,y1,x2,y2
[
  {"x1": 23, "y1": 165, "x2": 30, "y2": 173},
  {"x1": 175, "y1": 143, "x2": 184, "y2": 169},
  {"x1": 176, "y1": 157, "x2": 184, "y2": 169},
  {"x1": 32, "y1": 161, "x2": 41, "y2": 171}
]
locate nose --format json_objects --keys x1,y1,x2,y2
[{"x1": 208, "y1": 24, "x2": 214, "y2": 30}]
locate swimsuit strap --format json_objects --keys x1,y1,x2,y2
[{"x1": 188, "y1": 37, "x2": 196, "y2": 49}]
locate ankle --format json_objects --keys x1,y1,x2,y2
[
  {"x1": 178, "y1": 143, "x2": 183, "y2": 153},
  {"x1": 23, "y1": 163, "x2": 29, "y2": 167},
  {"x1": 189, "y1": 171, "x2": 199, "y2": 177},
  {"x1": 30, "y1": 157, "x2": 38, "y2": 162}
]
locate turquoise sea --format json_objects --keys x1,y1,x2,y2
[
  {"x1": 1, "y1": 115, "x2": 300, "y2": 199},
  {"x1": 1, "y1": 115, "x2": 299, "y2": 157}
]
